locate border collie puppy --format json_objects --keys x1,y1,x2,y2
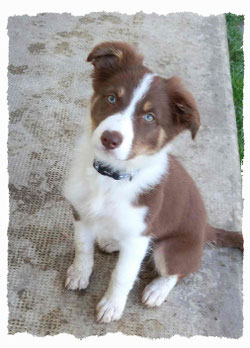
[{"x1": 63, "y1": 42, "x2": 243, "y2": 323}]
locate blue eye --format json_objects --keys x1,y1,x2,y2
[
  {"x1": 143, "y1": 113, "x2": 155, "y2": 122},
  {"x1": 107, "y1": 95, "x2": 117, "y2": 104}
]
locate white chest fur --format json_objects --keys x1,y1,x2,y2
[{"x1": 63, "y1": 133, "x2": 170, "y2": 241}]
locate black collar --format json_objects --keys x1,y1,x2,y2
[{"x1": 93, "y1": 159, "x2": 134, "y2": 181}]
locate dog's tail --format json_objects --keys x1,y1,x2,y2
[{"x1": 206, "y1": 224, "x2": 243, "y2": 252}]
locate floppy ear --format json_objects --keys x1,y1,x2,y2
[
  {"x1": 164, "y1": 76, "x2": 200, "y2": 139},
  {"x1": 87, "y1": 41, "x2": 143, "y2": 82}
]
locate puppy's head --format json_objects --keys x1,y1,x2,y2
[{"x1": 87, "y1": 41, "x2": 200, "y2": 163}]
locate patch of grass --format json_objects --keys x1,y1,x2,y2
[{"x1": 225, "y1": 13, "x2": 244, "y2": 166}]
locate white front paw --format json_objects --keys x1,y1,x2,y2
[
  {"x1": 65, "y1": 263, "x2": 91, "y2": 290},
  {"x1": 96, "y1": 295, "x2": 126, "y2": 323}
]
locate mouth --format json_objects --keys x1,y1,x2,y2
[{"x1": 94, "y1": 144, "x2": 127, "y2": 162}]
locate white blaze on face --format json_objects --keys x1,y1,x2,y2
[{"x1": 92, "y1": 73, "x2": 156, "y2": 161}]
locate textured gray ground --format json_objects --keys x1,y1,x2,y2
[{"x1": 8, "y1": 12, "x2": 243, "y2": 338}]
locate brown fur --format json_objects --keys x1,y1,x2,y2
[
  {"x1": 87, "y1": 41, "x2": 243, "y2": 280},
  {"x1": 87, "y1": 42, "x2": 200, "y2": 159},
  {"x1": 206, "y1": 225, "x2": 244, "y2": 252},
  {"x1": 137, "y1": 155, "x2": 243, "y2": 277},
  {"x1": 71, "y1": 205, "x2": 80, "y2": 221},
  {"x1": 137, "y1": 155, "x2": 207, "y2": 276},
  {"x1": 87, "y1": 41, "x2": 144, "y2": 90}
]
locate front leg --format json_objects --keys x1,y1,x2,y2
[
  {"x1": 65, "y1": 217, "x2": 95, "y2": 290},
  {"x1": 96, "y1": 235, "x2": 150, "y2": 323}
]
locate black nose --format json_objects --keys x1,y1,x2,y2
[{"x1": 101, "y1": 130, "x2": 123, "y2": 150}]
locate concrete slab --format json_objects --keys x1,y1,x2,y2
[{"x1": 7, "y1": 12, "x2": 243, "y2": 338}]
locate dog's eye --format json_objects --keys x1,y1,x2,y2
[
  {"x1": 143, "y1": 113, "x2": 155, "y2": 122},
  {"x1": 107, "y1": 95, "x2": 117, "y2": 104}
]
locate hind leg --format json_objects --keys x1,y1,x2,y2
[{"x1": 142, "y1": 236, "x2": 203, "y2": 307}]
